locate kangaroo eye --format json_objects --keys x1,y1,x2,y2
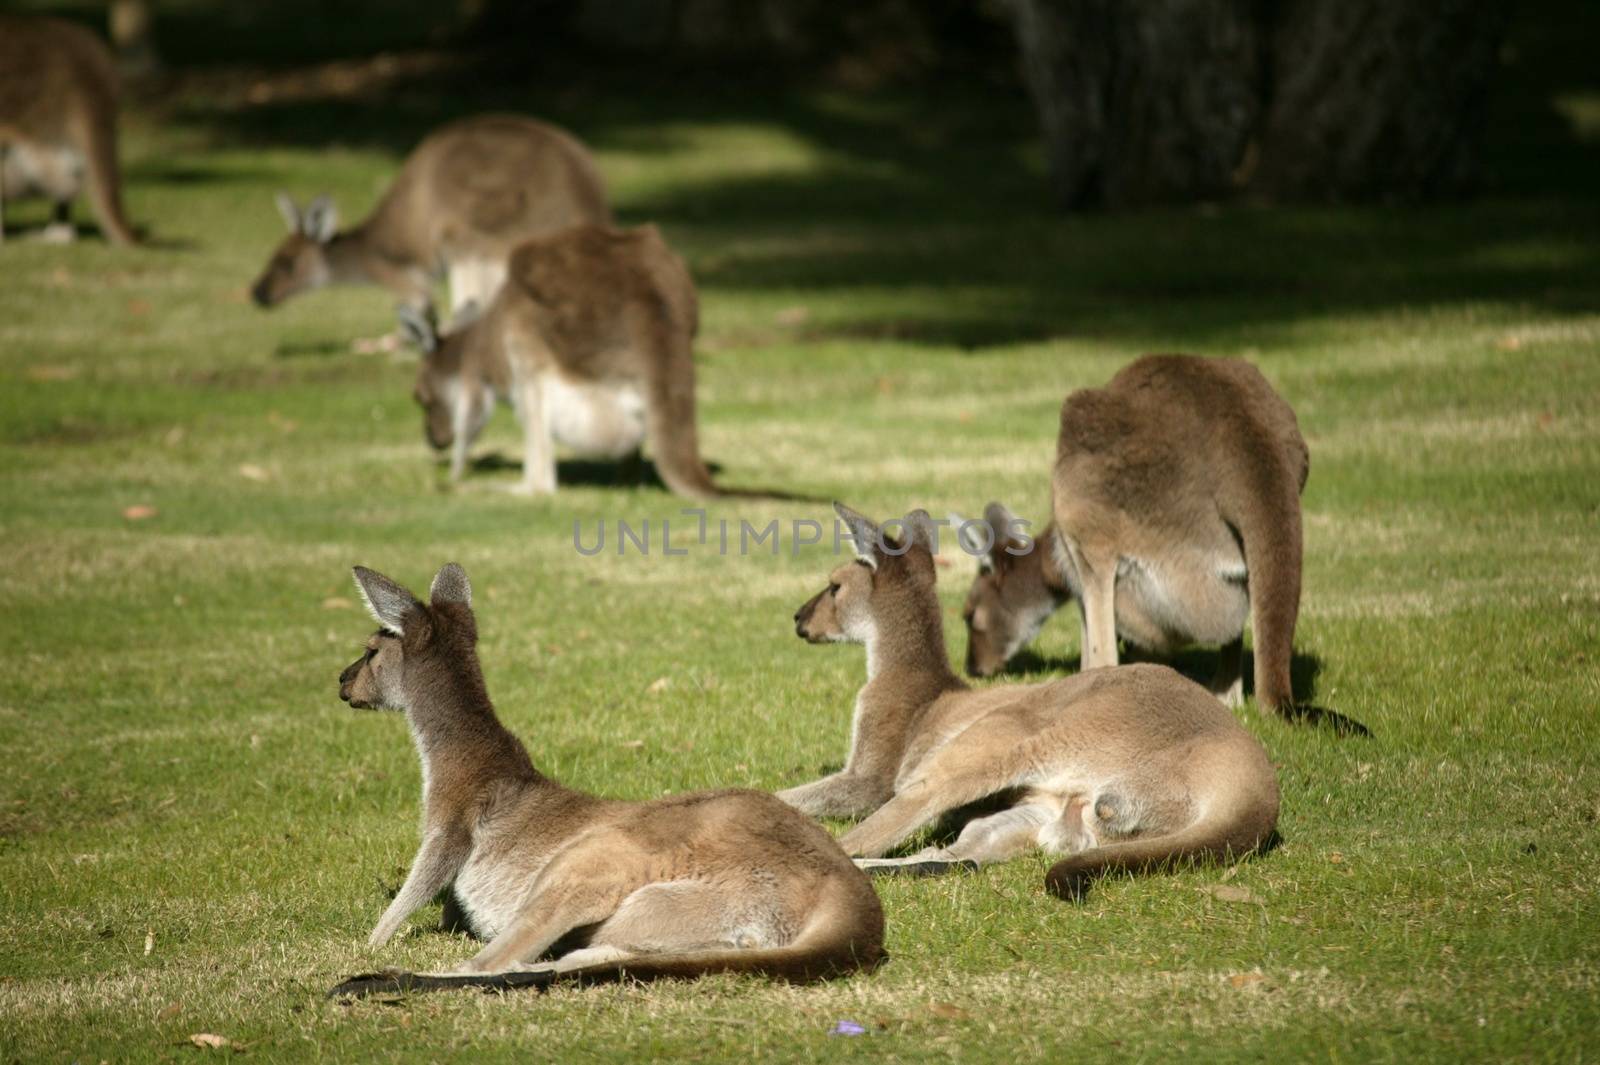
[{"x1": 828, "y1": 583, "x2": 840, "y2": 595}]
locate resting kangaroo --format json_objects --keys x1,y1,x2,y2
[
  {"x1": 250, "y1": 113, "x2": 609, "y2": 315},
  {"x1": 956, "y1": 354, "x2": 1309, "y2": 717},
  {"x1": 0, "y1": 15, "x2": 137, "y2": 245},
  {"x1": 781, "y1": 504, "x2": 1279, "y2": 899},
  {"x1": 329, "y1": 563, "x2": 884, "y2": 998},
  {"x1": 400, "y1": 223, "x2": 720, "y2": 499}
]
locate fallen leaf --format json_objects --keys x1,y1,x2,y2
[
  {"x1": 619, "y1": 739, "x2": 645, "y2": 749},
  {"x1": 1227, "y1": 971, "x2": 1264, "y2": 988},
  {"x1": 928, "y1": 1002, "x2": 971, "y2": 1020},
  {"x1": 123, "y1": 504, "x2": 158, "y2": 521},
  {"x1": 188, "y1": 1033, "x2": 232, "y2": 1049},
  {"x1": 238, "y1": 464, "x2": 270, "y2": 482},
  {"x1": 1205, "y1": 884, "x2": 1259, "y2": 904},
  {"x1": 164, "y1": 426, "x2": 186, "y2": 448},
  {"x1": 156, "y1": 1002, "x2": 181, "y2": 1021},
  {"x1": 26, "y1": 364, "x2": 79, "y2": 382},
  {"x1": 144, "y1": 930, "x2": 154, "y2": 956},
  {"x1": 647, "y1": 677, "x2": 671, "y2": 694},
  {"x1": 321, "y1": 597, "x2": 353, "y2": 611},
  {"x1": 127, "y1": 299, "x2": 152, "y2": 317},
  {"x1": 1496, "y1": 334, "x2": 1523, "y2": 351},
  {"x1": 1329, "y1": 852, "x2": 1344, "y2": 864}
]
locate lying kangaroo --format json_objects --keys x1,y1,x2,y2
[
  {"x1": 400, "y1": 223, "x2": 721, "y2": 499},
  {"x1": 957, "y1": 354, "x2": 1309, "y2": 717},
  {"x1": 781, "y1": 504, "x2": 1279, "y2": 898},
  {"x1": 0, "y1": 15, "x2": 137, "y2": 245},
  {"x1": 329, "y1": 562, "x2": 884, "y2": 998},
  {"x1": 250, "y1": 113, "x2": 610, "y2": 315}
]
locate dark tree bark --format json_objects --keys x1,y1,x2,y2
[
  {"x1": 1007, "y1": 0, "x2": 1510, "y2": 207},
  {"x1": 1254, "y1": 0, "x2": 1511, "y2": 201},
  {"x1": 1009, "y1": 0, "x2": 1258, "y2": 208}
]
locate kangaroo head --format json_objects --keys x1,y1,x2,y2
[
  {"x1": 401, "y1": 306, "x2": 490, "y2": 452},
  {"x1": 251, "y1": 193, "x2": 339, "y2": 308},
  {"x1": 339, "y1": 563, "x2": 476, "y2": 711},
  {"x1": 955, "y1": 502, "x2": 1062, "y2": 677},
  {"x1": 794, "y1": 503, "x2": 941, "y2": 648}
]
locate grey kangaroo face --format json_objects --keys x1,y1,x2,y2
[
  {"x1": 794, "y1": 504, "x2": 940, "y2": 647},
  {"x1": 957, "y1": 503, "x2": 1060, "y2": 677},
  {"x1": 251, "y1": 194, "x2": 337, "y2": 308},
  {"x1": 794, "y1": 560, "x2": 874, "y2": 644},
  {"x1": 338, "y1": 631, "x2": 406, "y2": 711}
]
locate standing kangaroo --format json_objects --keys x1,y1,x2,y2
[
  {"x1": 781, "y1": 504, "x2": 1279, "y2": 899},
  {"x1": 329, "y1": 563, "x2": 884, "y2": 998},
  {"x1": 956, "y1": 355, "x2": 1309, "y2": 717},
  {"x1": 0, "y1": 15, "x2": 138, "y2": 246},
  {"x1": 400, "y1": 223, "x2": 721, "y2": 499},
  {"x1": 250, "y1": 113, "x2": 610, "y2": 315}
]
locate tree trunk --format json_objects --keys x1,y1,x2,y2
[
  {"x1": 1008, "y1": 0, "x2": 1259, "y2": 208},
  {"x1": 108, "y1": 0, "x2": 161, "y2": 78},
  {"x1": 1254, "y1": 0, "x2": 1510, "y2": 201}
]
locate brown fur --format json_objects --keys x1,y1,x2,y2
[
  {"x1": 960, "y1": 354, "x2": 1309, "y2": 717},
  {"x1": 250, "y1": 113, "x2": 610, "y2": 313},
  {"x1": 782, "y1": 504, "x2": 1280, "y2": 897},
  {"x1": 330, "y1": 563, "x2": 884, "y2": 998},
  {"x1": 406, "y1": 223, "x2": 720, "y2": 499},
  {"x1": 0, "y1": 16, "x2": 137, "y2": 245}
]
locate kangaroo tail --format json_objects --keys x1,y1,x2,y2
[
  {"x1": 644, "y1": 324, "x2": 721, "y2": 500},
  {"x1": 71, "y1": 105, "x2": 137, "y2": 246},
  {"x1": 329, "y1": 875, "x2": 884, "y2": 998},
  {"x1": 1221, "y1": 431, "x2": 1303, "y2": 717},
  {"x1": 1045, "y1": 754, "x2": 1278, "y2": 901}
]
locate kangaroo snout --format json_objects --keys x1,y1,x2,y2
[
  {"x1": 793, "y1": 591, "x2": 823, "y2": 640},
  {"x1": 250, "y1": 279, "x2": 275, "y2": 308}
]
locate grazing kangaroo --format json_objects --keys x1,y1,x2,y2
[
  {"x1": 400, "y1": 223, "x2": 721, "y2": 499},
  {"x1": 956, "y1": 354, "x2": 1309, "y2": 718},
  {"x1": 329, "y1": 563, "x2": 884, "y2": 998},
  {"x1": 781, "y1": 504, "x2": 1279, "y2": 899},
  {"x1": 0, "y1": 15, "x2": 137, "y2": 246},
  {"x1": 250, "y1": 113, "x2": 610, "y2": 314}
]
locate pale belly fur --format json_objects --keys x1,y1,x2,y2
[
  {"x1": 540, "y1": 372, "x2": 647, "y2": 458},
  {"x1": 1112, "y1": 547, "x2": 1250, "y2": 653},
  {"x1": 1, "y1": 141, "x2": 85, "y2": 202}
]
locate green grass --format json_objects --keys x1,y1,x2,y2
[{"x1": 3, "y1": 17, "x2": 1600, "y2": 1064}]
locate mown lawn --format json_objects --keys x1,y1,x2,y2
[{"x1": 2, "y1": 14, "x2": 1599, "y2": 1063}]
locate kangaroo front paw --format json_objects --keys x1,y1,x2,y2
[{"x1": 505, "y1": 479, "x2": 556, "y2": 497}]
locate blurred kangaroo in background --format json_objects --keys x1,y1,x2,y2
[
  {"x1": 328, "y1": 562, "x2": 884, "y2": 998},
  {"x1": 781, "y1": 504, "x2": 1279, "y2": 899},
  {"x1": 0, "y1": 15, "x2": 138, "y2": 246},
  {"x1": 250, "y1": 113, "x2": 610, "y2": 316},
  {"x1": 955, "y1": 355, "x2": 1309, "y2": 717},
  {"x1": 400, "y1": 223, "x2": 722, "y2": 499}
]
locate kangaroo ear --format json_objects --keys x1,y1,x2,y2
[
  {"x1": 899, "y1": 509, "x2": 937, "y2": 553},
  {"x1": 984, "y1": 502, "x2": 1019, "y2": 554},
  {"x1": 352, "y1": 566, "x2": 421, "y2": 635},
  {"x1": 303, "y1": 194, "x2": 338, "y2": 243},
  {"x1": 952, "y1": 510, "x2": 996, "y2": 569},
  {"x1": 396, "y1": 304, "x2": 438, "y2": 354},
  {"x1": 274, "y1": 192, "x2": 300, "y2": 234},
  {"x1": 429, "y1": 563, "x2": 472, "y2": 608},
  {"x1": 833, "y1": 502, "x2": 883, "y2": 570}
]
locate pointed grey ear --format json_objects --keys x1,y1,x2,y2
[
  {"x1": 274, "y1": 192, "x2": 300, "y2": 234},
  {"x1": 396, "y1": 304, "x2": 438, "y2": 354},
  {"x1": 352, "y1": 566, "x2": 421, "y2": 635},
  {"x1": 952, "y1": 511, "x2": 995, "y2": 567},
  {"x1": 984, "y1": 502, "x2": 1018, "y2": 555},
  {"x1": 429, "y1": 563, "x2": 471, "y2": 608},
  {"x1": 833, "y1": 502, "x2": 882, "y2": 570},
  {"x1": 302, "y1": 194, "x2": 338, "y2": 243},
  {"x1": 451, "y1": 300, "x2": 484, "y2": 328},
  {"x1": 900, "y1": 509, "x2": 937, "y2": 552}
]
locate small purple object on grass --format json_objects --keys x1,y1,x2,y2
[{"x1": 831, "y1": 1020, "x2": 867, "y2": 1037}]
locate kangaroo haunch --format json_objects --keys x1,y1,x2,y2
[
  {"x1": 400, "y1": 224, "x2": 721, "y2": 499},
  {"x1": 0, "y1": 15, "x2": 138, "y2": 246},
  {"x1": 781, "y1": 504, "x2": 1281, "y2": 898},
  {"x1": 329, "y1": 562, "x2": 884, "y2": 998},
  {"x1": 250, "y1": 113, "x2": 610, "y2": 316},
  {"x1": 957, "y1": 354, "x2": 1309, "y2": 718}
]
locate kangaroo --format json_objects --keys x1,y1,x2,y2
[
  {"x1": 250, "y1": 113, "x2": 610, "y2": 315},
  {"x1": 781, "y1": 503, "x2": 1279, "y2": 899},
  {"x1": 400, "y1": 223, "x2": 721, "y2": 499},
  {"x1": 0, "y1": 15, "x2": 137, "y2": 246},
  {"x1": 955, "y1": 354, "x2": 1310, "y2": 718},
  {"x1": 328, "y1": 562, "x2": 884, "y2": 999}
]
